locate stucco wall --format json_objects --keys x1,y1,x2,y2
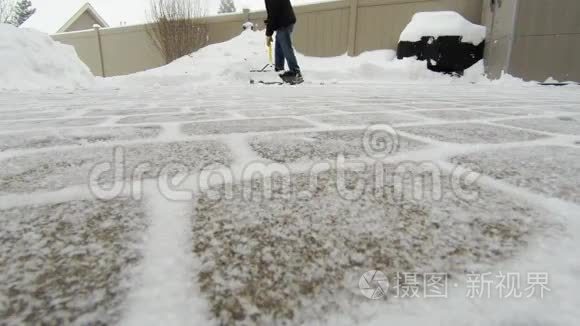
[{"x1": 98, "y1": 25, "x2": 166, "y2": 77}]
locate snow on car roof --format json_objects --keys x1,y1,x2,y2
[{"x1": 399, "y1": 11, "x2": 486, "y2": 45}]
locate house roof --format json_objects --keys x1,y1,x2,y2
[
  {"x1": 57, "y1": 3, "x2": 109, "y2": 33},
  {"x1": 21, "y1": 0, "x2": 149, "y2": 34}
]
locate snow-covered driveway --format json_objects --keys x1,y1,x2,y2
[{"x1": 1, "y1": 82, "x2": 579, "y2": 325}]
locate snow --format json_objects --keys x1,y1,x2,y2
[
  {"x1": 114, "y1": 30, "x2": 490, "y2": 87},
  {"x1": 121, "y1": 184, "x2": 210, "y2": 326},
  {"x1": 2, "y1": 8, "x2": 580, "y2": 325},
  {"x1": 0, "y1": 24, "x2": 94, "y2": 90},
  {"x1": 1, "y1": 80, "x2": 580, "y2": 325},
  {"x1": 452, "y1": 145, "x2": 580, "y2": 204},
  {"x1": 400, "y1": 11, "x2": 486, "y2": 45},
  {"x1": 399, "y1": 122, "x2": 548, "y2": 144},
  {"x1": 498, "y1": 116, "x2": 580, "y2": 135},
  {"x1": 0, "y1": 199, "x2": 148, "y2": 325},
  {"x1": 0, "y1": 140, "x2": 232, "y2": 195}
]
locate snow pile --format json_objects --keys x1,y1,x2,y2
[
  {"x1": 0, "y1": 24, "x2": 94, "y2": 90},
  {"x1": 122, "y1": 30, "x2": 266, "y2": 84},
  {"x1": 400, "y1": 11, "x2": 486, "y2": 45},
  {"x1": 117, "y1": 30, "x2": 488, "y2": 86},
  {"x1": 299, "y1": 51, "x2": 470, "y2": 83}
]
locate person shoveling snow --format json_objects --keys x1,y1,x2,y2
[{"x1": 265, "y1": 0, "x2": 304, "y2": 84}]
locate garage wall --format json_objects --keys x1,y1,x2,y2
[
  {"x1": 483, "y1": 0, "x2": 580, "y2": 82},
  {"x1": 511, "y1": 0, "x2": 580, "y2": 82},
  {"x1": 481, "y1": 0, "x2": 519, "y2": 79}
]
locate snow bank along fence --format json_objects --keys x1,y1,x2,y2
[{"x1": 51, "y1": 0, "x2": 483, "y2": 77}]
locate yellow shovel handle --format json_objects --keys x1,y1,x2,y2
[{"x1": 268, "y1": 43, "x2": 273, "y2": 65}]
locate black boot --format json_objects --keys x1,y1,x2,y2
[{"x1": 280, "y1": 70, "x2": 303, "y2": 84}]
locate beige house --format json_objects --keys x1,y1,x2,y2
[{"x1": 57, "y1": 3, "x2": 109, "y2": 33}]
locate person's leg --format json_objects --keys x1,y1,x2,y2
[
  {"x1": 274, "y1": 31, "x2": 285, "y2": 71},
  {"x1": 278, "y1": 24, "x2": 300, "y2": 73}
]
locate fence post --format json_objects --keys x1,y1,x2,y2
[
  {"x1": 93, "y1": 24, "x2": 106, "y2": 77},
  {"x1": 347, "y1": 0, "x2": 359, "y2": 56},
  {"x1": 243, "y1": 8, "x2": 250, "y2": 22}
]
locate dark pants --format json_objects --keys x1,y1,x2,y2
[{"x1": 275, "y1": 24, "x2": 300, "y2": 73}]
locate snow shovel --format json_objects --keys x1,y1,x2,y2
[{"x1": 250, "y1": 42, "x2": 274, "y2": 72}]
